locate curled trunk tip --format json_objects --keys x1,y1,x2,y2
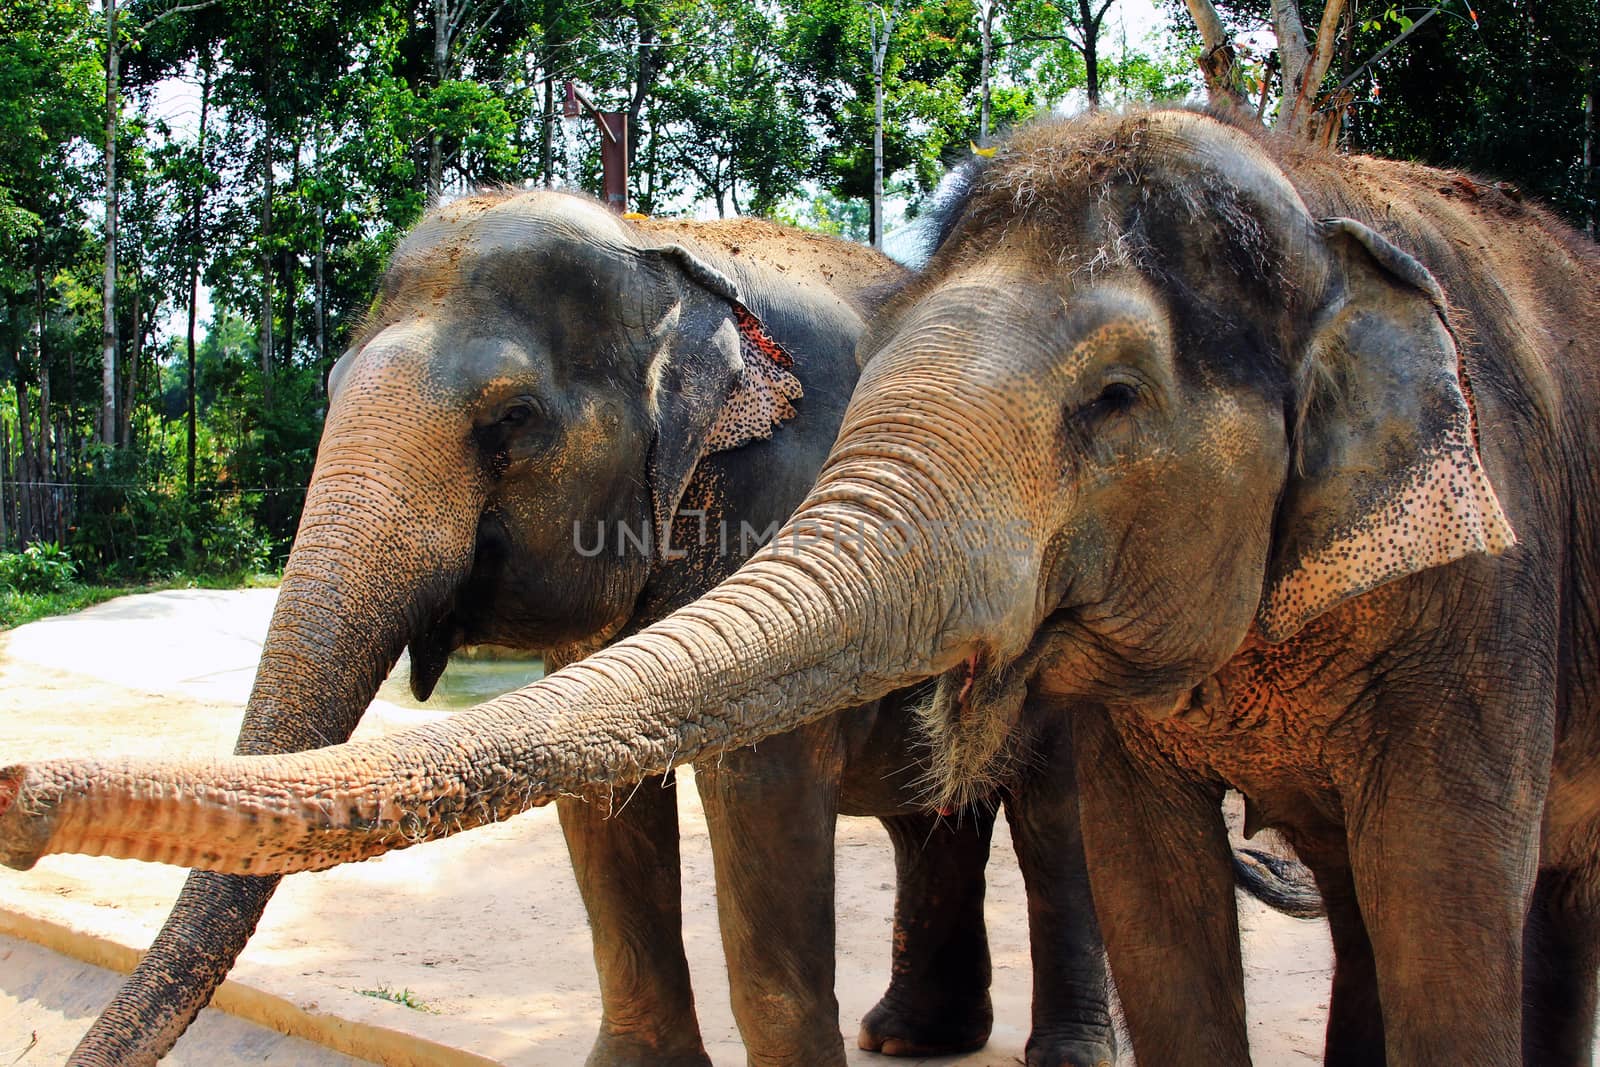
[{"x1": 0, "y1": 766, "x2": 56, "y2": 872}]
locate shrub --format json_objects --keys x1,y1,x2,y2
[{"x1": 0, "y1": 542, "x2": 79, "y2": 594}]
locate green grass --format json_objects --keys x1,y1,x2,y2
[
  {"x1": 354, "y1": 985, "x2": 441, "y2": 1013},
  {"x1": 0, "y1": 573, "x2": 280, "y2": 631}
]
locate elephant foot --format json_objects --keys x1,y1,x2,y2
[
  {"x1": 585, "y1": 1030, "x2": 713, "y2": 1067},
  {"x1": 856, "y1": 992, "x2": 992, "y2": 1057},
  {"x1": 1024, "y1": 1031, "x2": 1118, "y2": 1067}
]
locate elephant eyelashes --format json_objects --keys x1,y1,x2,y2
[
  {"x1": 1091, "y1": 381, "x2": 1141, "y2": 415},
  {"x1": 497, "y1": 397, "x2": 540, "y2": 427},
  {"x1": 475, "y1": 396, "x2": 553, "y2": 477},
  {"x1": 1064, "y1": 379, "x2": 1146, "y2": 463}
]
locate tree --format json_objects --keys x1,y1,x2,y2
[
  {"x1": 0, "y1": 0, "x2": 101, "y2": 543},
  {"x1": 866, "y1": 0, "x2": 901, "y2": 247},
  {"x1": 654, "y1": 1, "x2": 811, "y2": 216}
]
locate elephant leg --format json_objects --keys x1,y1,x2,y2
[
  {"x1": 1293, "y1": 839, "x2": 1385, "y2": 1065},
  {"x1": 1521, "y1": 864, "x2": 1600, "y2": 1065},
  {"x1": 1004, "y1": 725, "x2": 1117, "y2": 1067},
  {"x1": 696, "y1": 721, "x2": 847, "y2": 1067},
  {"x1": 558, "y1": 773, "x2": 711, "y2": 1067},
  {"x1": 1073, "y1": 708, "x2": 1248, "y2": 1067},
  {"x1": 1347, "y1": 791, "x2": 1538, "y2": 1064},
  {"x1": 857, "y1": 807, "x2": 997, "y2": 1057}
]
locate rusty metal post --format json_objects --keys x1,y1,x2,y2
[
  {"x1": 598, "y1": 114, "x2": 628, "y2": 214},
  {"x1": 564, "y1": 82, "x2": 628, "y2": 214}
]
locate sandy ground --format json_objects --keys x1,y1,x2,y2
[{"x1": 0, "y1": 589, "x2": 1335, "y2": 1065}]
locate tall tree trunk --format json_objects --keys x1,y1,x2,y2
[
  {"x1": 13, "y1": 377, "x2": 35, "y2": 542},
  {"x1": 187, "y1": 55, "x2": 213, "y2": 492},
  {"x1": 1183, "y1": 0, "x2": 1245, "y2": 107},
  {"x1": 313, "y1": 125, "x2": 327, "y2": 393},
  {"x1": 541, "y1": 72, "x2": 555, "y2": 188},
  {"x1": 869, "y1": 2, "x2": 896, "y2": 250},
  {"x1": 100, "y1": 0, "x2": 120, "y2": 448},
  {"x1": 32, "y1": 253, "x2": 53, "y2": 542},
  {"x1": 55, "y1": 407, "x2": 69, "y2": 541},
  {"x1": 1078, "y1": 0, "x2": 1101, "y2": 106},
  {"x1": 642, "y1": 108, "x2": 659, "y2": 214},
  {"x1": 0, "y1": 412, "x2": 8, "y2": 549},
  {"x1": 259, "y1": 124, "x2": 274, "y2": 407},
  {"x1": 429, "y1": 0, "x2": 449, "y2": 199},
  {"x1": 1270, "y1": 0, "x2": 1309, "y2": 128},
  {"x1": 1284, "y1": 0, "x2": 1346, "y2": 132},
  {"x1": 120, "y1": 281, "x2": 139, "y2": 449},
  {"x1": 36, "y1": 307, "x2": 53, "y2": 543},
  {"x1": 281, "y1": 142, "x2": 301, "y2": 365},
  {"x1": 627, "y1": 13, "x2": 660, "y2": 173},
  {"x1": 978, "y1": 1, "x2": 994, "y2": 141}
]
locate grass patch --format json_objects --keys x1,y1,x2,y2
[
  {"x1": 355, "y1": 985, "x2": 441, "y2": 1013},
  {"x1": 0, "y1": 573, "x2": 280, "y2": 631}
]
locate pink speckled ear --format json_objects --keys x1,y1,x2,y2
[
  {"x1": 641, "y1": 244, "x2": 803, "y2": 554},
  {"x1": 1257, "y1": 218, "x2": 1516, "y2": 642},
  {"x1": 702, "y1": 303, "x2": 803, "y2": 454}
]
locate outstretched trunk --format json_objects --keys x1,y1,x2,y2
[
  {"x1": 50, "y1": 370, "x2": 483, "y2": 1065},
  {"x1": 1, "y1": 496, "x2": 940, "y2": 875},
  {"x1": 0, "y1": 337, "x2": 1011, "y2": 876}
]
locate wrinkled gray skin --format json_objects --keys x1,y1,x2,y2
[{"x1": 33, "y1": 196, "x2": 1118, "y2": 1067}]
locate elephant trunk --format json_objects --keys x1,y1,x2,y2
[
  {"x1": 54, "y1": 390, "x2": 483, "y2": 1065},
  {"x1": 1, "y1": 481, "x2": 958, "y2": 875}
]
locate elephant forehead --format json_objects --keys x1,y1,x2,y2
[
  {"x1": 1052, "y1": 299, "x2": 1171, "y2": 375},
  {"x1": 389, "y1": 194, "x2": 637, "y2": 297},
  {"x1": 1190, "y1": 386, "x2": 1272, "y2": 471}
]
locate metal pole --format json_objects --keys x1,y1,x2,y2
[
  {"x1": 564, "y1": 83, "x2": 629, "y2": 214},
  {"x1": 598, "y1": 113, "x2": 628, "y2": 213}
]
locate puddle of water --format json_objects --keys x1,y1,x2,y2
[{"x1": 377, "y1": 652, "x2": 545, "y2": 711}]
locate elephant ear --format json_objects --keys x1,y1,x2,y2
[
  {"x1": 641, "y1": 243, "x2": 803, "y2": 551},
  {"x1": 1256, "y1": 217, "x2": 1516, "y2": 643}
]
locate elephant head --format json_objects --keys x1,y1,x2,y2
[
  {"x1": 13, "y1": 190, "x2": 862, "y2": 1064},
  {"x1": 0, "y1": 110, "x2": 1514, "y2": 881}
]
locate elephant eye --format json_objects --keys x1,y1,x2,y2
[
  {"x1": 498, "y1": 398, "x2": 537, "y2": 427},
  {"x1": 475, "y1": 394, "x2": 554, "y2": 477},
  {"x1": 1063, "y1": 375, "x2": 1147, "y2": 466},
  {"x1": 1091, "y1": 381, "x2": 1141, "y2": 415}
]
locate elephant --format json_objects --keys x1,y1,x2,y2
[
  {"x1": 3, "y1": 111, "x2": 1488, "y2": 1063},
  {"x1": 3, "y1": 193, "x2": 1134, "y2": 1067}
]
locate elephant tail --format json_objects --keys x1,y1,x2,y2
[{"x1": 1231, "y1": 846, "x2": 1326, "y2": 920}]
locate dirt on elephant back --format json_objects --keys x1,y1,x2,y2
[{"x1": 0, "y1": 590, "x2": 1337, "y2": 1065}]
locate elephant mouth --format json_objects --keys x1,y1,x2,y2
[{"x1": 915, "y1": 645, "x2": 1033, "y2": 814}]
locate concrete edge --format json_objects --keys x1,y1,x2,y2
[{"x1": 0, "y1": 906, "x2": 504, "y2": 1067}]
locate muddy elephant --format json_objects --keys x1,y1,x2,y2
[{"x1": 9, "y1": 194, "x2": 1133, "y2": 1067}]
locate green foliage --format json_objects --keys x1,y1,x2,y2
[
  {"x1": 0, "y1": 0, "x2": 102, "y2": 255},
  {"x1": 1, "y1": 581, "x2": 132, "y2": 629},
  {"x1": 774, "y1": 190, "x2": 871, "y2": 240},
  {"x1": 0, "y1": 540, "x2": 78, "y2": 593},
  {"x1": 356, "y1": 985, "x2": 441, "y2": 1013},
  {"x1": 69, "y1": 445, "x2": 274, "y2": 581},
  {"x1": 1342, "y1": 0, "x2": 1598, "y2": 226},
  {"x1": 3, "y1": 0, "x2": 1592, "y2": 602}
]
